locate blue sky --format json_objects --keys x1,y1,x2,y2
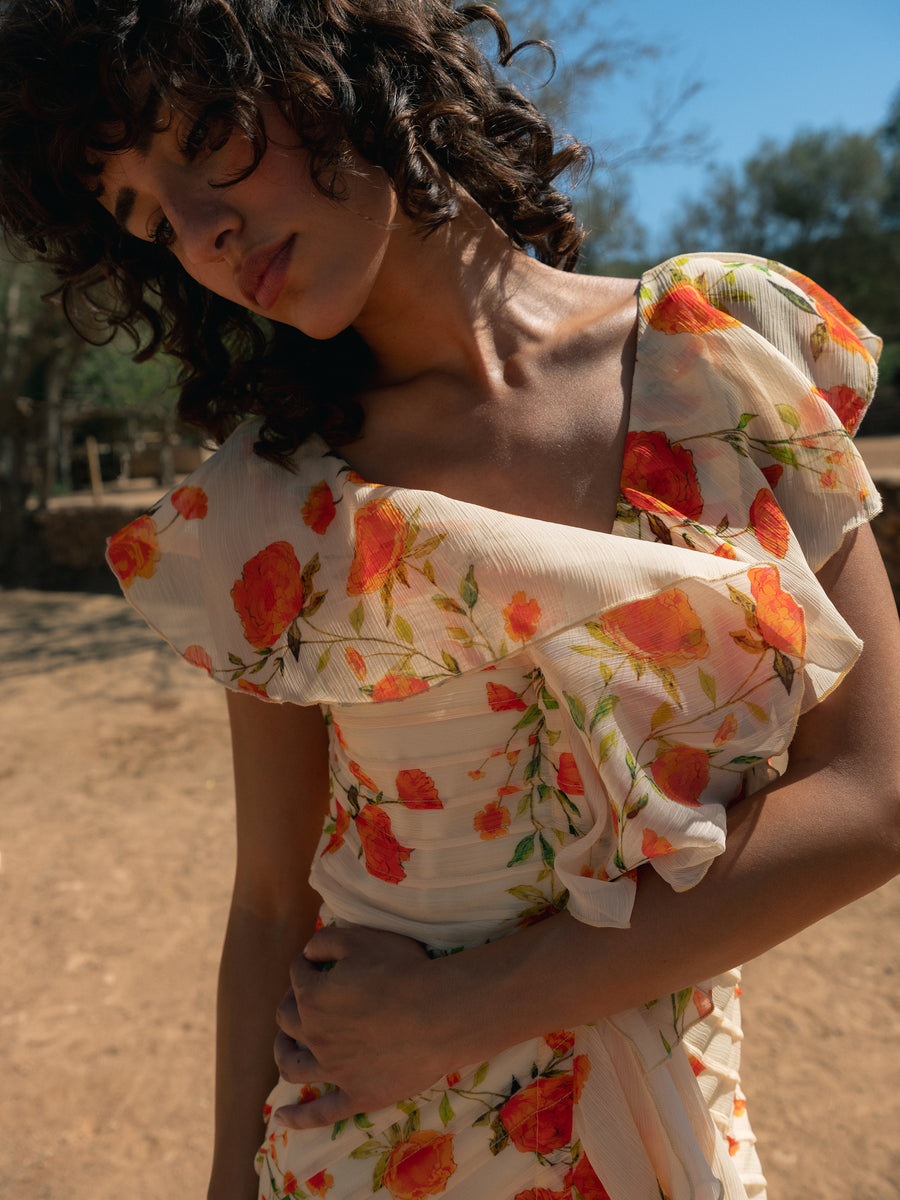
[{"x1": 538, "y1": 0, "x2": 900, "y2": 254}]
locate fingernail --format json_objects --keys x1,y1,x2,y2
[{"x1": 272, "y1": 1108, "x2": 288, "y2": 1125}]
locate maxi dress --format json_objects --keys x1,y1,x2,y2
[{"x1": 107, "y1": 253, "x2": 883, "y2": 1200}]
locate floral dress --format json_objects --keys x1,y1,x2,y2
[{"x1": 108, "y1": 253, "x2": 881, "y2": 1200}]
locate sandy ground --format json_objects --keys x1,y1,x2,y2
[{"x1": 1, "y1": 587, "x2": 898, "y2": 1199}]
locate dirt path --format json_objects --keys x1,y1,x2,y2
[{"x1": 2, "y1": 589, "x2": 897, "y2": 1198}]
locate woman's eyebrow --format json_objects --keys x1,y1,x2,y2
[{"x1": 114, "y1": 186, "x2": 137, "y2": 230}]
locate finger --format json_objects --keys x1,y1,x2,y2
[
  {"x1": 301, "y1": 924, "x2": 360, "y2": 964},
  {"x1": 275, "y1": 988, "x2": 303, "y2": 1039},
  {"x1": 273, "y1": 1030, "x2": 319, "y2": 1083},
  {"x1": 273, "y1": 1087, "x2": 357, "y2": 1130}
]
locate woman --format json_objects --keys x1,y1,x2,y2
[{"x1": 1, "y1": 2, "x2": 897, "y2": 1198}]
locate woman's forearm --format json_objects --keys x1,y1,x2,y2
[
  {"x1": 208, "y1": 901, "x2": 314, "y2": 1200},
  {"x1": 433, "y1": 754, "x2": 900, "y2": 1067}
]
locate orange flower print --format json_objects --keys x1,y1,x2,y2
[
  {"x1": 714, "y1": 542, "x2": 737, "y2": 560},
  {"x1": 356, "y1": 804, "x2": 413, "y2": 884},
  {"x1": 620, "y1": 430, "x2": 703, "y2": 520},
  {"x1": 302, "y1": 480, "x2": 337, "y2": 534},
  {"x1": 645, "y1": 281, "x2": 740, "y2": 336},
  {"x1": 688, "y1": 1054, "x2": 705, "y2": 1077},
  {"x1": 322, "y1": 801, "x2": 350, "y2": 855},
  {"x1": 503, "y1": 591, "x2": 542, "y2": 643},
  {"x1": 231, "y1": 541, "x2": 306, "y2": 651},
  {"x1": 572, "y1": 1053, "x2": 591, "y2": 1102},
  {"x1": 734, "y1": 1095, "x2": 747, "y2": 1117},
  {"x1": 514, "y1": 1191, "x2": 568, "y2": 1200},
  {"x1": 784, "y1": 270, "x2": 869, "y2": 359},
  {"x1": 544, "y1": 1029, "x2": 575, "y2": 1056},
  {"x1": 820, "y1": 384, "x2": 867, "y2": 435},
  {"x1": 650, "y1": 744, "x2": 710, "y2": 806},
  {"x1": 749, "y1": 488, "x2": 789, "y2": 558},
  {"x1": 693, "y1": 988, "x2": 714, "y2": 1018},
  {"x1": 564, "y1": 1152, "x2": 613, "y2": 1200},
  {"x1": 349, "y1": 760, "x2": 379, "y2": 792},
  {"x1": 381, "y1": 1129, "x2": 457, "y2": 1200},
  {"x1": 642, "y1": 828, "x2": 675, "y2": 859},
  {"x1": 170, "y1": 484, "x2": 208, "y2": 520},
  {"x1": 371, "y1": 674, "x2": 430, "y2": 703},
  {"x1": 819, "y1": 469, "x2": 838, "y2": 490},
  {"x1": 500, "y1": 1074, "x2": 573, "y2": 1154},
  {"x1": 761, "y1": 463, "x2": 783, "y2": 490},
  {"x1": 347, "y1": 497, "x2": 409, "y2": 595},
  {"x1": 748, "y1": 565, "x2": 806, "y2": 658},
  {"x1": 598, "y1": 588, "x2": 709, "y2": 669},
  {"x1": 237, "y1": 678, "x2": 268, "y2": 699},
  {"x1": 486, "y1": 682, "x2": 527, "y2": 712},
  {"x1": 306, "y1": 1170, "x2": 334, "y2": 1197},
  {"x1": 282, "y1": 1171, "x2": 299, "y2": 1196},
  {"x1": 556, "y1": 752, "x2": 585, "y2": 795},
  {"x1": 345, "y1": 646, "x2": 367, "y2": 681},
  {"x1": 183, "y1": 644, "x2": 213, "y2": 674},
  {"x1": 473, "y1": 800, "x2": 511, "y2": 840},
  {"x1": 107, "y1": 514, "x2": 160, "y2": 588},
  {"x1": 395, "y1": 768, "x2": 443, "y2": 809},
  {"x1": 713, "y1": 712, "x2": 738, "y2": 746},
  {"x1": 726, "y1": 1135, "x2": 740, "y2": 1157},
  {"x1": 445, "y1": 1071, "x2": 461, "y2": 1087}
]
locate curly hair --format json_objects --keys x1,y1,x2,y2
[{"x1": 0, "y1": 0, "x2": 589, "y2": 457}]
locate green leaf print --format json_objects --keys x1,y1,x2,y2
[
  {"x1": 539, "y1": 832, "x2": 556, "y2": 868},
  {"x1": 394, "y1": 614, "x2": 414, "y2": 643},
  {"x1": 736, "y1": 412, "x2": 756, "y2": 430},
  {"x1": 439, "y1": 1092, "x2": 455, "y2": 1126},
  {"x1": 460, "y1": 564, "x2": 479, "y2": 609},
  {"x1": 776, "y1": 403, "x2": 801, "y2": 429},
  {"x1": 767, "y1": 279, "x2": 819, "y2": 315},
  {"x1": 564, "y1": 691, "x2": 586, "y2": 731},
  {"x1": 349, "y1": 600, "x2": 365, "y2": 634},
  {"x1": 766, "y1": 443, "x2": 799, "y2": 468},
  {"x1": 590, "y1": 693, "x2": 619, "y2": 732},
  {"x1": 507, "y1": 833, "x2": 536, "y2": 866}
]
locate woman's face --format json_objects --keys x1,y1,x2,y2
[{"x1": 97, "y1": 101, "x2": 399, "y2": 338}]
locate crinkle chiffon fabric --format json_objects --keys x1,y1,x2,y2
[{"x1": 108, "y1": 253, "x2": 882, "y2": 1200}]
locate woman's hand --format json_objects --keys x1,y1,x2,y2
[{"x1": 272, "y1": 924, "x2": 462, "y2": 1129}]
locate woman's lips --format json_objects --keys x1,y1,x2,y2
[{"x1": 238, "y1": 235, "x2": 295, "y2": 310}]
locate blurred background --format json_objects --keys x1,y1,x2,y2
[{"x1": 2, "y1": 2, "x2": 898, "y2": 1197}]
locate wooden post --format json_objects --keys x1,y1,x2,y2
[{"x1": 85, "y1": 435, "x2": 103, "y2": 499}]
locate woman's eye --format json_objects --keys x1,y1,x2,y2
[
  {"x1": 151, "y1": 215, "x2": 175, "y2": 248},
  {"x1": 182, "y1": 117, "x2": 210, "y2": 160}
]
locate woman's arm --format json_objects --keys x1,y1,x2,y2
[
  {"x1": 273, "y1": 521, "x2": 900, "y2": 1129},
  {"x1": 207, "y1": 692, "x2": 330, "y2": 1200}
]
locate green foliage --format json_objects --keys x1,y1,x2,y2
[{"x1": 69, "y1": 340, "x2": 178, "y2": 417}]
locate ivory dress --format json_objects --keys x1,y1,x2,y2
[{"x1": 108, "y1": 253, "x2": 882, "y2": 1200}]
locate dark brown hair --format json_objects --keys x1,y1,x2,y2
[{"x1": 0, "y1": 0, "x2": 589, "y2": 455}]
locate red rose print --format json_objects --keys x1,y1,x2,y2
[
  {"x1": 183, "y1": 644, "x2": 213, "y2": 674},
  {"x1": 356, "y1": 804, "x2": 413, "y2": 884},
  {"x1": 396, "y1": 768, "x2": 443, "y2": 809},
  {"x1": 381, "y1": 1129, "x2": 457, "y2": 1200},
  {"x1": 598, "y1": 588, "x2": 709, "y2": 669},
  {"x1": 231, "y1": 541, "x2": 305, "y2": 650},
  {"x1": 107, "y1": 514, "x2": 160, "y2": 588},
  {"x1": 306, "y1": 1170, "x2": 334, "y2": 1197},
  {"x1": 650, "y1": 744, "x2": 710, "y2": 806},
  {"x1": 473, "y1": 799, "x2": 510, "y2": 839},
  {"x1": 514, "y1": 1191, "x2": 568, "y2": 1200},
  {"x1": 645, "y1": 281, "x2": 740, "y2": 336},
  {"x1": 820, "y1": 384, "x2": 867, "y2": 435},
  {"x1": 544, "y1": 1029, "x2": 575, "y2": 1056},
  {"x1": 499, "y1": 1074, "x2": 573, "y2": 1154},
  {"x1": 349, "y1": 760, "x2": 379, "y2": 792},
  {"x1": 573, "y1": 1053, "x2": 591, "y2": 1102},
  {"x1": 620, "y1": 430, "x2": 703, "y2": 520},
  {"x1": 556, "y1": 752, "x2": 585, "y2": 795},
  {"x1": 371, "y1": 674, "x2": 430, "y2": 703},
  {"x1": 347, "y1": 497, "x2": 409, "y2": 595},
  {"x1": 502, "y1": 591, "x2": 542, "y2": 642},
  {"x1": 486, "y1": 682, "x2": 528, "y2": 712},
  {"x1": 170, "y1": 484, "x2": 208, "y2": 520},
  {"x1": 302, "y1": 480, "x2": 337, "y2": 534},
  {"x1": 282, "y1": 1172, "x2": 299, "y2": 1196},
  {"x1": 748, "y1": 565, "x2": 806, "y2": 658},
  {"x1": 749, "y1": 488, "x2": 789, "y2": 558},
  {"x1": 761, "y1": 463, "x2": 783, "y2": 489},
  {"x1": 642, "y1": 828, "x2": 675, "y2": 859},
  {"x1": 322, "y1": 801, "x2": 350, "y2": 855},
  {"x1": 565, "y1": 1152, "x2": 613, "y2": 1200}
]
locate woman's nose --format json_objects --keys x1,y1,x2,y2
[{"x1": 173, "y1": 192, "x2": 241, "y2": 266}]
